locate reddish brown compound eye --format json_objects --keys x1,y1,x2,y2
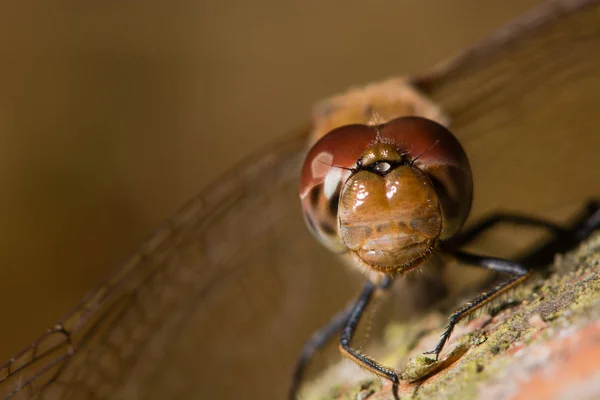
[{"x1": 299, "y1": 116, "x2": 473, "y2": 273}]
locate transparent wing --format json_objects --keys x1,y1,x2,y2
[
  {"x1": 0, "y1": 131, "x2": 361, "y2": 400},
  {"x1": 2, "y1": 1, "x2": 600, "y2": 400},
  {"x1": 414, "y1": 0, "x2": 600, "y2": 221}
]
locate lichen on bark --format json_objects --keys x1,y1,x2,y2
[{"x1": 302, "y1": 232, "x2": 600, "y2": 400}]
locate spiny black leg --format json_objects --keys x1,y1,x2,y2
[
  {"x1": 339, "y1": 276, "x2": 401, "y2": 400},
  {"x1": 288, "y1": 303, "x2": 354, "y2": 399},
  {"x1": 515, "y1": 201, "x2": 600, "y2": 267},
  {"x1": 289, "y1": 277, "x2": 394, "y2": 399},
  {"x1": 424, "y1": 251, "x2": 530, "y2": 360},
  {"x1": 442, "y1": 212, "x2": 569, "y2": 251},
  {"x1": 576, "y1": 201, "x2": 600, "y2": 240}
]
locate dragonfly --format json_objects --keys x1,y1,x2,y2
[{"x1": 2, "y1": 2, "x2": 600, "y2": 399}]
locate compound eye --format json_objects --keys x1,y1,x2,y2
[
  {"x1": 299, "y1": 124, "x2": 376, "y2": 253},
  {"x1": 373, "y1": 161, "x2": 392, "y2": 174}
]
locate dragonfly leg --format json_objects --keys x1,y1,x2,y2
[
  {"x1": 442, "y1": 200, "x2": 600, "y2": 252},
  {"x1": 288, "y1": 303, "x2": 352, "y2": 399},
  {"x1": 441, "y1": 212, "x2": 569, "y2": 250},
  {"x1": 575, "y1": 200, "x2": 600, "y2": 240},
  {"x1": 338, "y1": 277, "x2": 401, "y2": 400},
  {"x1": 424, "y1": 251, "x2": 530, "y2": 360},
  {"x1": 289, "y1": 277, "x2": 393, "y2": 399}
]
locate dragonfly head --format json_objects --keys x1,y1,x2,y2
[{"x1": 300, "y1": 116, "x2": 473, "y2": 274}]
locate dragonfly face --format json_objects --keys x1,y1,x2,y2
[
  {"x1": 300, "y1": 116, "x2": 473, "y2": 274},
  {"x1": 3, "y1": 3, "x2": 600, "y2": 399}
]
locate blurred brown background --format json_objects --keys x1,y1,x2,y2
[{"x1": 0, "y1": 1, "x2": 546, "y2": 363}]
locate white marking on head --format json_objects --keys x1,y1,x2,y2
[
  {"x1": 323, "y1": 168, "x2": 342, "y2": 199},
  {"x1": 311, "y1": 151, "x2": 334, "y2": 179}
]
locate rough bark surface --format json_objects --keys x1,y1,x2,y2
[{"x1": 303, "y1": 233, "x2": 600, "y2": 400}]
